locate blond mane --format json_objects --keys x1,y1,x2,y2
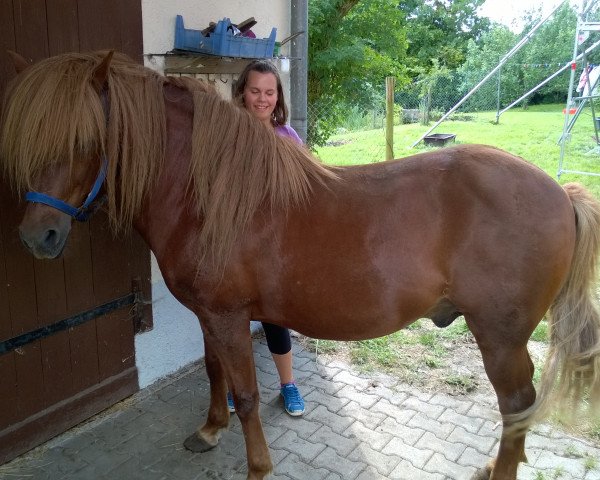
[{"x1": 0, "y1": 51, "x2": 337, "y2": 269}]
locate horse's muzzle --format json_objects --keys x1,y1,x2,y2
[{"x1": 19, "y1": 215, "x2": 71, "y2": 259}]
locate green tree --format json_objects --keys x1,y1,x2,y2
[
  {"x1": 307, "y1": 0, "x2": 491, "y2": 146},
  {"x1": 308, "y1": 0, "x2": 410, "y2": 146},
  {"x1": 399, "y1": 0, "x2": 490, "y2": 72}
]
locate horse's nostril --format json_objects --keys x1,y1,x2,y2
[{"x1": 44, "y1": 229, "x2": 58, "y2": 247}]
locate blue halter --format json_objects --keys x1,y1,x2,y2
[{"x1": 25, "y1": 157, "x2": 108, "y2": 222}]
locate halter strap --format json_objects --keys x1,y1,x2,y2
[{"x1": 25, "y1": 157, "x2": 108, "y2": 222}]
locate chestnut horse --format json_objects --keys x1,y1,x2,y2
[{"x1": 2, "y1": 51, "x2": 600, "y2": 480}]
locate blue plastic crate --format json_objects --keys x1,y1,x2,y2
[{"x1": 174, "y1": 15, "x2": 277, "y2": 58}]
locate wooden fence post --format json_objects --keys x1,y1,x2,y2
[{"x1": 386, "y1": 76, "x2": 395, "y2": 161}]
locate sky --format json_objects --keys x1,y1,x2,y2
[{"x1": 478, "y1": 0, "x2": 569, "y2": 32}]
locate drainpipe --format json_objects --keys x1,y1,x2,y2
[{"x1": 290, "y1": 0, "x2": 308, "y2": 142}]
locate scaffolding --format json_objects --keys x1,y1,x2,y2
[
  {"x1": 411, "y1": 1, "x2": 565, "y2": 147},
  {"x1": 558, "y1": 0, "x2": 600, "y2": 178}
]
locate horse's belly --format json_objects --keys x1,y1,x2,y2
[{"x1": 260, "y1": 279, "x2": 439, "y2": 341}]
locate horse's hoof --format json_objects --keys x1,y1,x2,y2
[{"x1": 183, "y1": 432, "x2": 218, "y2": 453}]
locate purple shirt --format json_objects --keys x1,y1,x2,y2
[{"x1": 275, "y1": 124, "x2": 303, "y2": 145}]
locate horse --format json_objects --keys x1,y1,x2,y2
[{"x1": 1, "y1": 50, "x2": 600, "y2": 480}]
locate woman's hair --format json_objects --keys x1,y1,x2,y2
[{"x1": 233, "y1": 60, "x2": 288, "y2": 125}]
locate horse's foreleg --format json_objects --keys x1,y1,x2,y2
[
  {"x1": 184, "y1": 336, "x2": 229, "y2": 452},
  {"x1": 471, "y1": 340, "x2": 536, "y2": 480},
  {"x1": 197, "y1": 314, "x2": 272, "y2": 479}
]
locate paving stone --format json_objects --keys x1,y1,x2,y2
[
  {"x1": 355, "y1": 465, "x2": 391, "y2": 480},
  {"x1": 532, "y1": 449, "x2": 587, "y2": 478},
  {"x1": 382, "y1": 437, "x2": 434, "y2": 468},
  {"x1": 343, "y1": 419, "x2": 394, "y2": 451},
  {"x1": 457, "y1": 446, "x2": 492, "y2": 470},
  {"x1": 347, "y1": 443, "x2": 400, "y2": 476},
  {"x1": 263, "y1": 423, "x2": 287, "y2": 445},
  {"x1": 521, "y1": 446, "x2": 542, "y2": 466},
  {"x1": 332, "y1": 370, "x2": 372, "y2": 390},
  {"x1": 364, "y1": 383, "x2": 408, "y2": 405},
  {"x1": 295, "y1": 360, "x2": 341, "y2": 379},
  {"x1": 255, "y1": 366, "x2": 280, "y2": 389},
  {"x1": 429, "y1": 393, "x2": 473, "y2": 415},
  {"x1": 477, "y1": 419, "x2": 502, "y2": 439},
  {"x1": 424, "y1": 452, "x2": 478, "y2": 479},
  {"x1": 0, "y1": 462, "x2": 54, "y2": 480},
  {"x1": 407, "y1": 412, "x2": 455, "y2": 440},
  {"x1": 187, "y1": 445, "x2": 247, "y2": 474},
  {"x1": 341, "y1": 400, "x2": 386, "y2": 427},
  {"x1": 268, "y1": 474, "x2": 293, "y2": 480},
  {"x1": 334, "y1": 384, "x2": 379, "y2": 409},
  {"x1": 305, "y1": 404, "x2": 355, "y2": 434},
  {"x1": 586, "y1": 467, "x2": 600, "y2": 480},
  {"x1": 467, "y1": 402, "x2": 500, "y2": 422},
  {"x1": 277, "y1": 452, "x2": 330, "y2": 480},
  {"x1": 308, "y1": 425, "x2": 361, "y2": 456},
  {"x1": 271, "y1": 413, "x2": 322, "y2": 440},
  {"x1": 438, "y1": 407, "x2": 485, "y2": 433},
  {"x1": 389, "y1": 459, "x2": 445, "y2": 480},
  {"x1": 447, "y1": 425, "x2": 497, "y2": 456},
  {"x1": 402, "y1": 396, "x2": 445, "y2": 419},
  {"x1": 326, "y1": 359, "x2": 358, "y2": 372},
  {"x1": 276, "y1": 429, "x2": 327, "y2": 462},
  {"x1": 290, "y1": 352, "x2": 312, "y2": 369},
  {"x1": 379, "y1": 416, "x2": 426, "y2": 445},
  {"x1": 517, "y1": 463, "x2": 544, "y2": 480},
  {"x1": 322, "y1": 472, "x2": 343, "y2": 480},
  {"x1": 371, "y1": 398, "x2": 418, "y2": 423},
  {"x1": 304, "y1": 387, "x2": 350, "y2": 413},
  {"x1": 312, "y1": 446, "x2": 366, "y2": 478},
  {"x1": 416, "y1": 431, "x2": 467, "y2": 462}
]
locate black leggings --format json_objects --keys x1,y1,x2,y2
[{"x1": 261, "y1": 322, "x2": 292, "y2": 355}]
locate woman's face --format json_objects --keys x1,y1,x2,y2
[{"x1": 243, "y1": 70, "x2": 278, "y2": 126}]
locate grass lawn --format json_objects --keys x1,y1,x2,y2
[{"x1": 315, "y1": 103, "x2": 600, "y2": 198}]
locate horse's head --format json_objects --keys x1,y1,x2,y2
[
  {"x1": 19, "y1": 154, "x2": 108, "y2": 259},
  {"x1": 1, "y1": 51, "x2": 114, "y2": 259}
]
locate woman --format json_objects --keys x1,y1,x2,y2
[{"x1": 230, "y1": 59, "x2": 305, "y2": 416}]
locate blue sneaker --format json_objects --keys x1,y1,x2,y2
[
  {"x1": 280, "y1": 383, "x2": 305, "y2": 416},
  {"x1": 226, "y1": 391, "x2": 236, "y2": 413}
]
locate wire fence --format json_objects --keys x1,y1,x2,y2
[{"x1": 308, "y1": 63, "x2": 574, "y2": 165}]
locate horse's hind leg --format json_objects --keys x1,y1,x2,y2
[
  {"x1": 184, "y1": 337, "x2": 230, "y2": 452},
  {"x1": 468, "y1": 320, "x2": 537, "y2": 480}
]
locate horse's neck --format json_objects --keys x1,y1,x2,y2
[{"x1": 133, "y1": 84, "x2": 200, "y2": 266}]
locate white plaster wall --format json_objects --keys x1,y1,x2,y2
[
  {"x1": 135, "y1": 1, "x2": 290, "y2": 388},
  {"x1": 142, "y1": 0, "x2": 291, "y2": 73}
]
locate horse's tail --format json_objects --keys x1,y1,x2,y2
[{"x1": 532, "y1": 182, "x2": 600, "y2": 426}]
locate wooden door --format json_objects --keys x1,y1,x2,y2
[{"x1": 0, "y1": 0, "x2": 152, "y2": 464}]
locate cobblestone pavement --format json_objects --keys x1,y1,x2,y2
[{"x1": 1, "y1": 335, "x2": 599, "y2": 480}]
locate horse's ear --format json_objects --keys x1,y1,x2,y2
[
  {"x1": 91, "y1": 50, "x2": 114, "y2": 92},
  {"x1": 7, "y1": 50, "x2": 31, "y2": 74}
]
